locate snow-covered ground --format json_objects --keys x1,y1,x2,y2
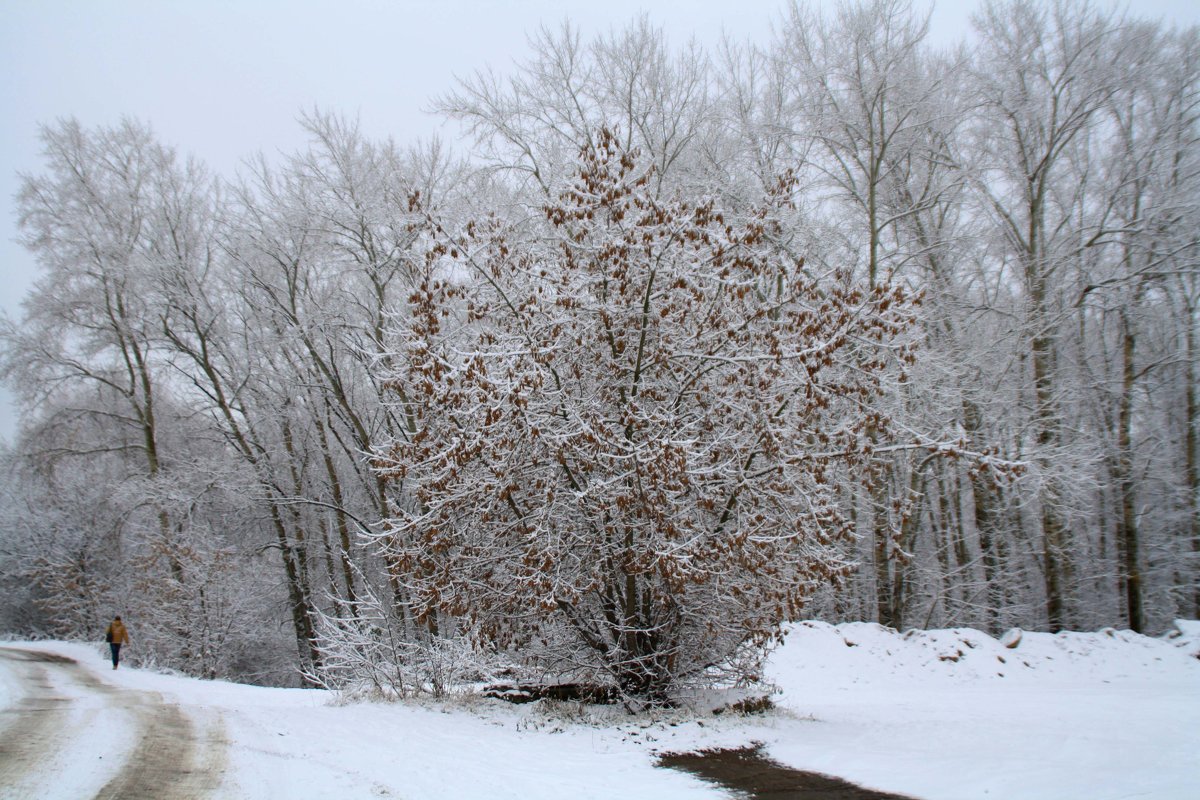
[
  {"x1": 2, "y1": 620, "x2": 1197, "y2": 799},
  {"x1": 759, "y1": 620, "x2": 1200, "y2": 799}
]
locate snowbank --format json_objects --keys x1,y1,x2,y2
[{"x1": 769, "y1": 618, "x2": 1200, "y2": 687}]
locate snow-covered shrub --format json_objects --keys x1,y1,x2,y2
[{"x1": 311, "y1": 584, "x2": 497, "y2": 698}]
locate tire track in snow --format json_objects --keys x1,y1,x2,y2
[
  {"x1": 0, "y1": 649, "x2": 77, "y2": 793},
  {"x1": 94, "y1": 693, "x2": 227, "y2": 800}
]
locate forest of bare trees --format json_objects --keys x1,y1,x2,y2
[{"x1": 1, "y1": 0, "x2": 1196, "y2": 703}]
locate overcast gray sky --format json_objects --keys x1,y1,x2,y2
[{"x1": 2, "y1": 0, "x2": 1198, "y2": 443}]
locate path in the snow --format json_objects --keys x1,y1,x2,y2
[{"x1": 0, "y1": 647, "x2": 227, "y2": 799}]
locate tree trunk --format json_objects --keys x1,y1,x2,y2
[
  {"x1": 1185, "y1": 299, "x2": 1200, "y2": 619},
  {"x1": 269, "y1": 503, "x2": 321, "y2": 683},
  {"x1": 1115, "y1": 311, "x2": 1145, "y2": 631},
  {"x1": 1032, "y1": 307, "x2": 1069, "y2": 632},
  {"x1": 315, "y1": 409, "x2": 359, "y2": 606}
]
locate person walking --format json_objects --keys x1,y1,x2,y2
[{"x1": 105, "y1": 615, "x2": 130, "y2": 669}]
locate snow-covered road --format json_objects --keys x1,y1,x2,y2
[{"x1": 0, "y1": 646, "x2": 225, "y2": 799}]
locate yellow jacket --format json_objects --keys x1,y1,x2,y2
[{"x1": 106, "y1": 620, "x2": 130, "y2": 645}]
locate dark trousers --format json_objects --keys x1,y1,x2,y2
[{"x1": 109, "y1": 642, "x2": 122, "y2": 667}]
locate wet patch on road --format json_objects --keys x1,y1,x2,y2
[{"x1": 659, "y1": 744, "x2": 919, "y2": 799}]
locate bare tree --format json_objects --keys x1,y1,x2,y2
[
  {"x1": 771, "y1": 0, "x2": 974, "y2": 629},
  {"x1": 434, "y1": 17, "x2": 716, "y2": 201},
  {"x1": 968, "y1": 0, "x2": 1122, "y2": 631}
]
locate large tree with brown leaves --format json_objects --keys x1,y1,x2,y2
[{"x1": 374, "y1": 129, "x2": 921, "y2": 703}]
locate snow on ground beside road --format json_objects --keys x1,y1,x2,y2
[
  {"x1": 758, "y1": 620, "x2": 1200, "y2": 800},
  {"x1": 3, "y1": 620, "x2": 1198, "y2": 799}
]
